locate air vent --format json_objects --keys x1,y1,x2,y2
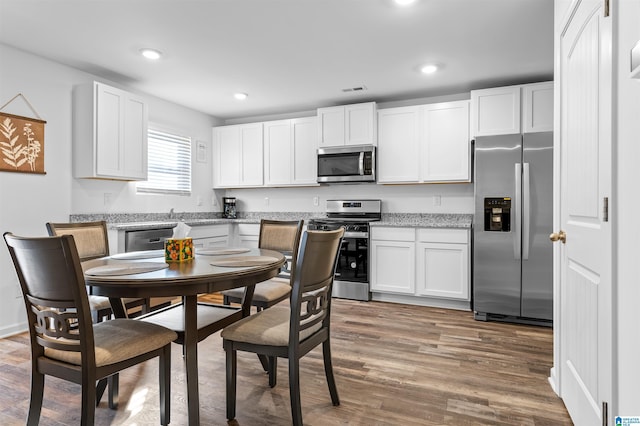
[{"x1": 342, "y1": 86, "x2": 368, "y2": 93}]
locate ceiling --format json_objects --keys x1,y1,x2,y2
[{"x1": 0, "y1": 0, "x2": 554, "y2": 120}]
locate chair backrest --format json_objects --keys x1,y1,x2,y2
[
  {"x1": 258, "y1": 219, "x2": 304, "y2": 275},
  {"x1": 46, "y1": 221, "x2": 109, "y2": 261},
  {"x1": 288, "y1": 228, "x2": 344, "y2": 345},
  {"x1": 3, "y1": 232, "x2": 97, "y2": 365}
]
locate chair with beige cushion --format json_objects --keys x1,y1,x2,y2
[
  {"x1": 222, "y1": 228, "x2": 344, "y2": 426},
  {"x1": 3, "y1": 232, "x2": 176, "y2": 426},
  {"x1": 222, "y1": 219, "x2": 304, "y2": 311},
  {"x1": 46, "y1": 221, "x2": 173, "y2": 322}
]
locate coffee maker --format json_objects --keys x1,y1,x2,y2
[{"x1": 222, "y1": 197, "x2": 237, "y2": 219}]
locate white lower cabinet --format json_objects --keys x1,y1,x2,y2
[
  {"x1": 415, "y1": 229, "x2": 469, "y2": 300},
  {"x1": 370, "y1": 228, "x2": 415, "y2": 294},
  {"x1": 371, "y1": 226, "x2": 470, "y2": 307},
  {"x1": 190, "y1": 224, "x2": 230, "y2": 249},
  {"x1": 235, "y1": 223, "x2": 260, "y2": 248}
]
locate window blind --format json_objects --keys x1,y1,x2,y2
[{"x1": 137, "y1": 128, "x2": 192, "y2": 195}]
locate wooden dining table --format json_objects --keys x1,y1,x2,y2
[{"x1": 82, "y1": 247, "x2": 286, "y2": 426}]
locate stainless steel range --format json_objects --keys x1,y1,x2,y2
[{"x1": 308, "y1": 199, "x2": 381, "y2": 301}]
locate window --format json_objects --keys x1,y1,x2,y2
[{"x1": 137, "y1": 128, "x2": 192, "y2": 195}]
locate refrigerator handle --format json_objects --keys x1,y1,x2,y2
[
  {"x1": 522, "y1": 163, "x2": 531, "y2": 260},
  {"x1": 514, "y1": 163, "x2": 522, "y2": 260}
]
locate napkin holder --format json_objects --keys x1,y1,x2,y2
[{"x1": 165, "y1": 237, "x2": 194, "y2": 262}]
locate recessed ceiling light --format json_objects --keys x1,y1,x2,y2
[
  {"x1": 394, "y1": 0, "x2": 416, "y2": 6},
  {"x1": 421, "y1": 64, "x2": 438, "y2": 74},
  {"x1": 140, "y1": 48, "x2": 162, "y2": 60},
  {"x1": 234, "y1": 93, "x2": 248, "y2": 100}
]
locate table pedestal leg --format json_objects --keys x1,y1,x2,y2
[{"x1": 183, "y1": 295, "x2": 200, "y2": 426}]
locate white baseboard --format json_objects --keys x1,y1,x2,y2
[
  {"x1": 0, "y1": 322, "x2": 27, "y2": 339},
  {"x1": 548, "y1": 366, "x2": 559, "y2": 396}
]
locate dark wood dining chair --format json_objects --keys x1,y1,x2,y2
[
  {"x1": 3, "y1": 232, "x2": 177, "y2": 426},
  {"x1": 221, "y1": 228, "x2": 345, "y2": 426},
  {"x1": 46, "y1": 221, "x2": 171, "y2": 322},
  {"x1": 135, "y1": 223, "x2": 293, "y2": 361},
  {"x1": 221, "y1": 219, "x2": 304, "y2": 311}
]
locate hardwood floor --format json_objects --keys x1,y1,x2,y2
[{"x1": 0, "y1": 298, "x2": 572, "y2": 425}]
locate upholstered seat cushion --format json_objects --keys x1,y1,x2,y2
[
  {"x1": 222, "y1": 277, "x2": 291, "y2": 303},
  {"x1": 45, "y1": 319, "x2": 177, "y2": 367},
  {"x1": 221, "y1": 306, "x2": 320, "y2": 347}
]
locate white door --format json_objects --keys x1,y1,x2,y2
[{"x1": 557, "y1": 0, "x2": 612, "y2": 424}]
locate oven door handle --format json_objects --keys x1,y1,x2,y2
[{"x1": 343, "y1": 231, "x2": 369, "y2": 239}]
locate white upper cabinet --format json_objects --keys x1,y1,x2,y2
[
  {"x1": 264, "y1": 120, "x2": 292, "y2": 186},
  {"x1": 420, "y1": 101, "x2": 470, "y2": 182},
  {"x1": 470, "y1": 81, "x2": 553, "y2": 137},
  {"x1": 263, "y1": 116, "x2": 319, "y2": 187},
  {"x1": 291, "y1": 117, "x2": 319, "y2": 185},
  {"x1": 470, "y1": 85, "x2": 521, "y2": 136},
  {"x1": 213, "y1": 122, "x2": 263, "y2": 188},
  {"x1": 377, "y1": 100, "x2": 470, "y2": 184},
  {"x1": 522, "y1": 82, "x2": 554, "y2": 133},
  {"x1": 377, "y1": 106, "x2": 420, "y2": 183},
  {"x1": 73, "y1": 81, "x2": 148, "y2": 180},
  {"x1": 318, "y1": 101, "x2": 377, "y2": 147}
]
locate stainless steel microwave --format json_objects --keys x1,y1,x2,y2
[{"x1": 317, "y1": 145, "x2": 376, "y2": 183}]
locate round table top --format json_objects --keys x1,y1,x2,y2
[{"x1": 83, "y1": 248, "x2": 286, "y2": 298}]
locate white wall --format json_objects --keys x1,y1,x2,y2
[
  {"x1": 227, "y1": 183, "x2": 473, "y2": 214},
  {"x1": 0, "y1": 44, "x2": 221, "y2": 336},
  {"x1": 614, "y1": 0, "x2": 640, "y2": 416}
]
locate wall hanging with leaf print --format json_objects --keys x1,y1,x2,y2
[{"x1": 0, "y1": 93, "x2": 46, "y2": 175}]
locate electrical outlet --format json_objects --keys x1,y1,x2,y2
[
  {"x1": 264, "y1": 197, "x2": 269, "y2": 206},
  {"x1": 313, "y1": 196, "x2": 319, "y2": 206},
  {"x1": 212, "y1": 197, "x2": 218, "y2": 206},
  {"x1": 104, "y1": 192, "x2": 112, "y2": 206},
  {"x1": 196, "y1": 195, "x2": 203, "y2": 206},
  {"x1": 433, "y1": 195, "x2": 441, "y2": 207}
]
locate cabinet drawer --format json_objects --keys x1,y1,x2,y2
[
  {"x1": 417, "y1": 228, "x2": 468, "y2": 244},
  {"x1": 189, "y1": 224, "x2": 230, "y2": 239},
  {"x1": 237, "y1": 223, "x2": 260, "y2": 235},
  {"x1": 371, "y1": 227, "x2": 415, "y2": 241}
]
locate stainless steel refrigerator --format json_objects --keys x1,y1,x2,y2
[{"x1": 473, "y1": 132, "x2": 553, "y2": 324}]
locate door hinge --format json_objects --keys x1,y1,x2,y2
[
  {"x1": 603, "y1": 197, "x2": 609, "y2": 222},
  {"x1": 602, "y1": 401, "x2": 609, "y2": 426},
  {"x1": 604, "y1": 0, "x2": 610, "y2": 17}
]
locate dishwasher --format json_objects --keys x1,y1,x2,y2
[{"x1": 124, "y1": 227, "x2": 174, "y2": 252}]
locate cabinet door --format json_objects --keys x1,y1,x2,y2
[
  {"x1": 370, "y1": 239, "x2": 415, "y2": 294},
  {"x1": 416, "y1": 242, "x2": 469, "y2": 300},
  {"x1": 471, "y1": 85, "x2": 521, "y2": 136},
  {"x1": 318, "y1": 106, "x2": 345, "y2": 147},
  {"x1": 214, "y1": 125, "x2": 241, "y2": 187},
  {"x1": 421, "y1": 101, "x2": 470, "y2": 182},
  {"x1": 95, "y1": 84, "x2": 124, "y2": 177},
  {"x1": 122, "y1": 95, "x2": 148, "y2": 180},
  {"x1": 240, "y1": 123, "x2": 263, "y2": 186},
  {"x1": 264, "y1": 120, "x2": 292, "y2": 186},
  {"x1": 291, "y1": 117, "x2": 318, "y2": 185},
  {"x1": 522, "y1": 82, "x2": 553, "y2": 133},
  {"x1": 345, "y1": 102, "x2": 376, "y2": 146},
  {"x1": 377, "y1": 106, "x2": 420, "y2": 183}
]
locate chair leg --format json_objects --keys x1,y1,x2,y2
[
  {"x1": 226, "y1": 347, "x2": 237, "y2": 420},
  {"x1": 159, "y1": 344, "x2": 171, "y2": 426},
  {"x1": 288, "y1": 357, "x2": 303, "y2": 426},
  {"x1": 268, "y1": 356, "x2": 278, "y2": 388},
  {"x1": 81, "y1": 372, "x2": 97, "y2": 426},
  {"x1": 257, "y1": 354, "x2": 269, "y2": 372},
  {"x1": 107, "y1": 373, "x2": 119, "y2": 409},
  {"x1": 223, "y1": 295, "x2": 230, "y2": 305},
  {"x1": 27, "y1": 370, "x2": 44, "y2": 426},
  {"x1": 322, "y1": 339, "x2": 340, "y2": 406}
]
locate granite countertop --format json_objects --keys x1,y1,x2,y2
[
  {"x1": 71, "y1": 212, "x2": 473, "y2": 231},
  {"x1": 371, "y1": 213, "x2": 473, "y2": 229}
]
